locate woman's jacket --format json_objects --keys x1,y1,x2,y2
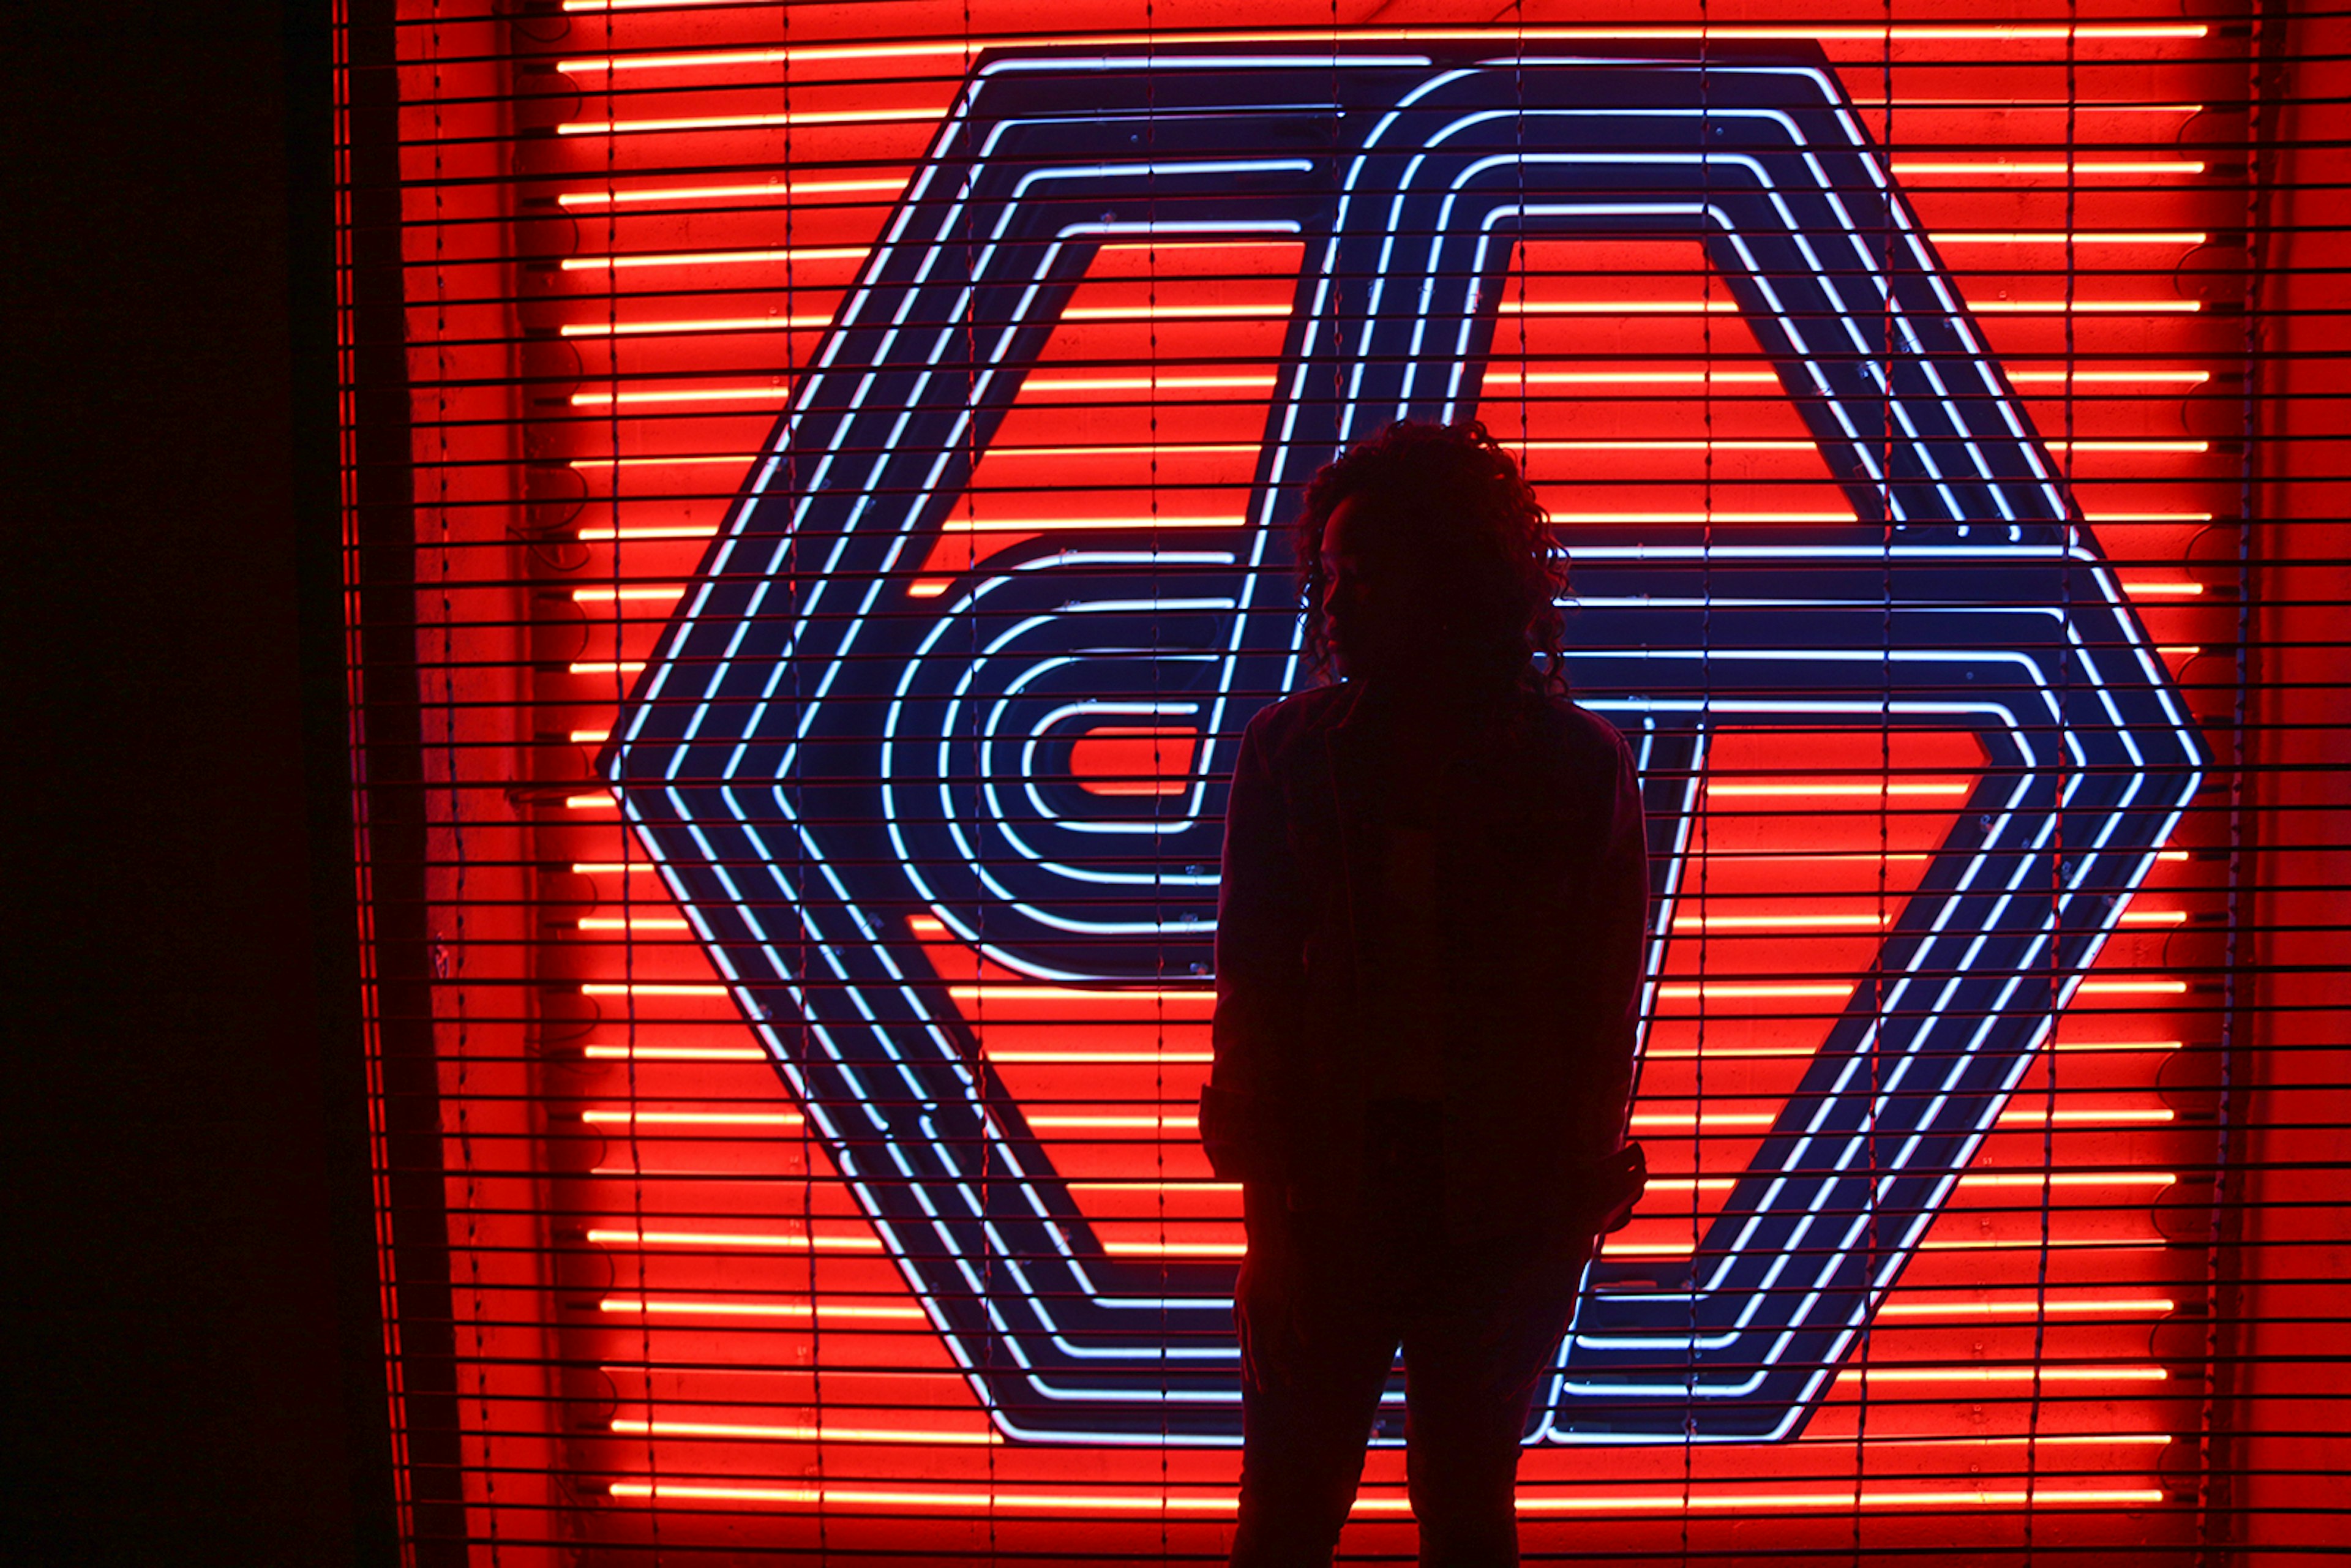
[{"x1": 1200, "y1": 680, "x2": 1649, "y2": 1245}]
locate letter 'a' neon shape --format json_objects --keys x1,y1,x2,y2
[{"x1": 602, "y1": 44, "x2": 2203, "y2": 1444}]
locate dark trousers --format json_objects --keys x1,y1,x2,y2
[{"x1": 1229, "y1": 1180, "x2": 1592, "y2": 1568}]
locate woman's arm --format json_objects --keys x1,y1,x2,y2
[
  {"x1": 1589, "y1": 732, "x2": 1652, "y2": 1150},
  {"x1": 1202, "y1": 712, "x2": 1309, "y2": 1181}
]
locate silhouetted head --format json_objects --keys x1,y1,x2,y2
[{"x1": 1297, "y1": 420, "x2": 1567, "y2": 694}]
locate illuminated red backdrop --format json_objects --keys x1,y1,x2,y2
[{"x1": 337, "y1": 0, "x2": 2349, "y2": 1561}]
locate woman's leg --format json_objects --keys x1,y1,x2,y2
[
  {"x1": 1231, "y1": 1202, "x2": 1400, "y2": 1567},
  {"x1": 1397, "y1": 1239, "x2": 1592, "y2": 1567}
]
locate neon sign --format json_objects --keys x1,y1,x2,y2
[{"x1": 600, "y1": 42, "x2": 2202, "y2": 1445}]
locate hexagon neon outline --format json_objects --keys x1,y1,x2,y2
[{"x1": 600, "y1": 46, "x2": 2205, "y2": 1443}]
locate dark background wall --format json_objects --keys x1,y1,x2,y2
[{"x1": 9, "y1": 4, "x2": 386, "y2": 1562}]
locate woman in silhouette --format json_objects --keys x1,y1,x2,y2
[{"x1": 1202, "y1": 420, "x2": 1649, "y2": 1568}]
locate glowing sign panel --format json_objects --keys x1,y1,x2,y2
[{"x1": 604, "y1": 44, "x2": 2202, "y2": 1444}]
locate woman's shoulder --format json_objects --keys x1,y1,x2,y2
[
  {"x1": 1518, "y1": 690, "x2": 1635, "y2": 772},
  {"x1": 1240, "y1": 683, "x2": 1356, "y2": 755}
]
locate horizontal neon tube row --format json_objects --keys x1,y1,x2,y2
[
  {"x1": 990, "y1": 1051, "x2": 1215, "y2": 1063},
  {"x1": 592, "y1": 1297, "x2": 2200, "y2": 1316},
  {"x1": 1708, "y1": 782, "x2": 1969, "y2": 797},
  {"x1": 612, "y1": 1416, "x2": 999, "y2": 1445},
  {"x1": 557, "y1": 105, "x2": 943, "y2": 137},
  {"x1": 538, "y1": 145, "x2": 2200, "y2": 173},
  {"x1": 1990, "y1": 1106, "x2": 2175, "y2": 1126},
  {"x1": 581, "y1": 511, "x2": 2195, "y2": 540},
  {"x1": 549, "y1": 263, "x2": 2210, "y2": 309},
  {"x1": 559, "y1": 416, "x2": 2210, "y2": 465},
  {"x1": 579, "y1": 978, "x2": 2191, "y2": 1004},
  {"x1": 566, "y1": 1169, "x2": 2178, "y2": 1195},
  {"x1": 591, "y1": 1294, "x2": 2177, "y2": 1323},
  {"x1": 1673, "y1": 914, "x2": 1887, "y2": 931},
  {"x1": 1835, "y1": 1366, "x2": 2165, "y2": 1387},
  {"x1": 559, "y1": 510, "x2": 2210, "y2": 545},
  {"x1": 1085, "y1": 1237, "x2": 1969, "y2": 1263},
  {"x1": 1655, "y1": 907, "x2": 2181, "y2": 931},
  {"x1": 566, "y1": 854, "x2": 2189, "y2": 876},
  {"x1": 553, "y1": 23, "x2": 2211, "y2": 66},
  {"x1": 1497, "y1": 298, "x2": 2200, "y2": 316},
  {"x1": 582, "y1": 1044, "x2": 767, "y2": 1060},
  {"x1": 560, "y1": 436, "x2": 2208, "y2": 465},
  {"x1": 999, "y1": 1106, "x2": 2173, "y2": 1133},
  {"x1": 599, "y1": 1296, "x2": 926, "y2": 1321},
  {"x1": 1030, "y1": 1114, "x2": 1203, "y2": 1131},
  {"x1": 778, "y1": 572, "x2": 2182, "y2": 604},
  {"x1": 585, "y1": 1228, "x2": 882, "y2": 1251},
  {"x1": 1640, "y1": 908, "x2": 2181, "y2": 932},
  {"x1": 560, "y1": 313, "x2": 833, "y2": 338},
  {"x1": 591, "y1": 512, "x2": 2207, "y2": 544},
  {"x1": 1482, "y1": 368, "x2": 2214, "y2": 386},
  {"x1": 1641, "y1": 1037, "x2": 2183, "y2": 1058},
  {"x1": 1877, "y1": 1297, "x2": 2175, "y2": 1318},
  {"x1": 601, "y1": 1478, "x2": 2167, "y2": 1514},
  {"x1": 558, "y1": 246, "x2": 868, "y2": 273},
  {"x1": 1886, "y1": 159, "x2": 2202, "y2": 174},
  {"x1": 540, "y1": 154, "x2": 2217, "y2": 240},
  {"x1": 571, "y1": 585, "x2": 684, "y2": 602},
  {"x1": 560, "y1": 1108, "x2": 2181, "y2": 1146},
  {"x1": 580, "y1": 1109, "x2": 801, "y2": 1128},
  {"x1": 1043, "y1": 1172, "x2": 2170, "y2": 1195},
  {"x1": 1103, "y1": 1238, "x2": 1248, "y2": 1257},
  {"x1": 1620, "y1": 1236, "x2": 2165, "y2": 1261},
  {"x1": 945, "y1": 985, "x2": 1209, "y2": 1006},
  {"x1": 557, "y1": 178, "x2": 905, "y2": 208},
  {"x1": 625, "y1": 1111, "x2": 1598, "y2": 1133},
  {"x1": 575, "y1": 501, "x2": 2201, "y2": 542},
  {"x1": 1804, "y1": 1434, "x2": 2175, "y2": 1450},
  {"x1": 925, "y1": 970, "x2": 2175, "y2": 1002},
  {"x1": 547, "y1": 367, "x2": 2211, "y2": 401}
]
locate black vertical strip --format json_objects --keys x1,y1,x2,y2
[
  {"x1": 288, "y1": 1, "x2": 403, "y2": 1562},
  {"x1": 343, "y1": 0, "x2": 470, "y2": 1557}
]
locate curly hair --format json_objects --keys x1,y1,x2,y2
[{"x1": 1295, "y1": 419, "x2": 1568, "y2": 693}]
